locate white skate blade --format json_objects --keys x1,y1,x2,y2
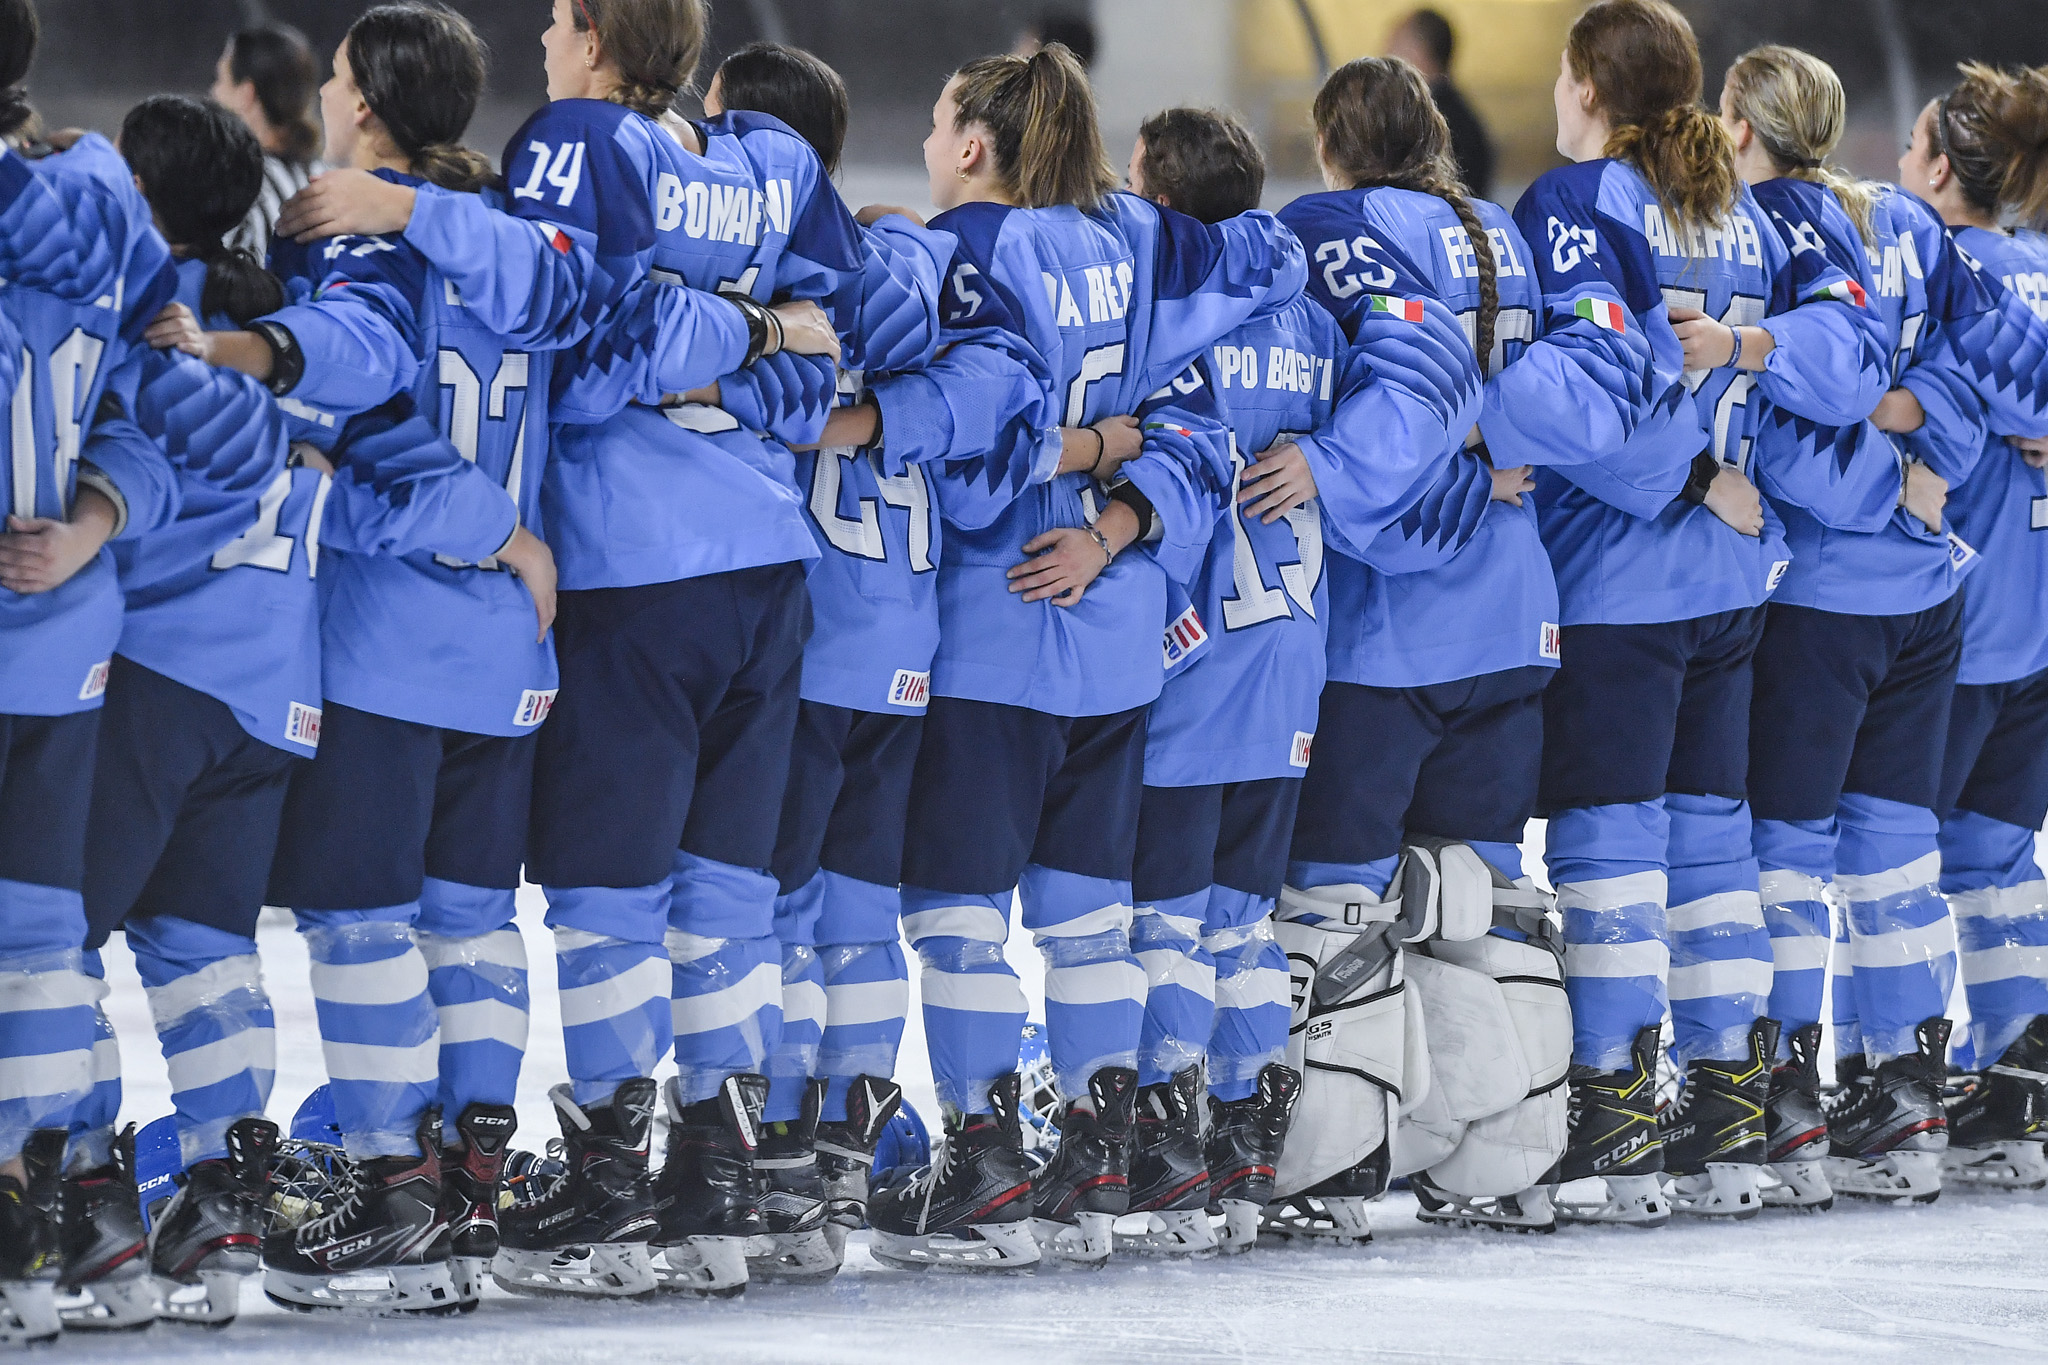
[
  {"x1": 1551, "y1": 1174, "x2": 1670, "y2": 1228},
  {"x1": 744, "y1": 1229, "x2": 840, "y2": 1284},
  {"x1": 1666, "y1": 1163, "x2": 1763, "y2": 1220},
  {"x1": 448, "y1": 1256, "x2": 486, "y2": 1310},
  {"x1": 157, "y1": 1268, "x2": 248, "y2": 1326},
  {"x1": 1413, "y1": 1184, "x2": 1557, "y2": 1234},
  {"x1": 1112, "y1": 1207, "x2": 1219, "y2": 1256},
  {"x1": 652, "y1": 1236, "x2": 748, "y2": 1296},
  {"x1": 490, "y1": 1242, "x2": 657, "y2": 1299},
  {"x1": 1942, "y1": 1140, "x2": 2048, "y2": 1191},
  {"x1": 1211, "y1": 1199, "x2": 1262, "y2": 1254},
  {"x1": 870, "y1": 1220, "x2": 1041, "y2": 1272},
  {"x1": 1030, "y1": 1211, "x2": 1115, "y2": 1267},
  {"x1": 1760, "y1": 1160, "x2": 1834, "y2": 1210},
  {"x1": 1260, "y1": 1195, "x2": 1374, "y2": 1245},
  {"x1": 0, "y1": 1280, "x2": 60, "y2": 1347},
  {"x1": 264, "y1": 1259, "x2": 464, "y2": 1315},
  {"x1": 1825, "y1": 1150, "x2": 1943, "y2": 1204},
  {"x1": 56, "y1": 1268, "x2": 161, "y2": 1330}
]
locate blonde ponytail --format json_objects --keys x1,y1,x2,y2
[{"x1": 1724, "y1": 45, "x2": 1876, "y2": 247}]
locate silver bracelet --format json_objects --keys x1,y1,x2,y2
[{"x1": 1086, "y1": 526, "x2": 1115, "y2": 565}]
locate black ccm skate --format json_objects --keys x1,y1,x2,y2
[
  {"x1": 1944, "y1": 1013, "x2": 2048, "y2": 1191},
  {"x1": 869, "y1": 1072, "x2": 1039, "y2": 1271},
  {"x1": 0, "y1": 1130, "x2": 65, "y2": 1348},
  {"x1": 1115, "y1": 1065, "x2": 1215, "y2": 1255},
  {"x1": 652, "y1": 1074, "x2": 768, "y2": 1296},
  {"x1": 150, "y1": 1116, "x2": 280, "y2": 1325},
  {"x1": 494, "y1": 1080, "x2": 660, "y2": 1299},
  {"x1": 1030, "y1": 1065, "x2": 1137, "y2": 1267},
  {"x1": 1658, "y1": 1018, "x2": 1777, "y2": 1220},
  {"x1": 1549, "y1": 1026, "x2": 1670, "y2": 1227},
  {"x1": 54, "y1": 1126, "x2": 158, "y2": 1331},
  {"x1": 1826, "y1": 1017, "x2": 1950, "y2": 1204}
]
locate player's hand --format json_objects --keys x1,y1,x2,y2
[
  {"x1": 1239, "y1": 441, "x2": 1319, "y2": 524},
  {"x1": 771, "y1": 300, "x2": 840, "y2": 359},
  {"x1": 1490, "y1": 463, "x2": 1535, "y2": 506},
  {"x1": 1901, "y1": 459, "x2": 1949, "y2": 533},
  {"x1": 1871, "y1": 386, "x2": 1926, "y2": 433},
  {"x1": 1702, "y1": 464, "x2": 1765, "y2": 537},
  {"x1": 0, "y1": 489, "x2": 118, "y2": 594},
  {"x1": 1667, "y1": 307, "x2": 1735, "y2": 369},
  {"x1": 144, "y1": 303, "x2": 211, "y2": 359},
  {"x1": 495, "y1": 525, "x2": 558, "y2": 641},
  {"x1": 857, "y1": 204, "x2": 927, "y2": 228},
  {"x1": 277, "y1": 168, "x2": 417, "y2": 242},
  {"x1": 1057, "y1": 415, "x2": 1141, "y2": 477},
  {"x1": 1008, "y1": 526, "x2": 1111, "y2": 606},
  {"x1": 289, "y1": 442, "x2": 336, "y2": 477},
  {"x1": 2008, "y1": 433, "x2": 2048, "y2": 469}
]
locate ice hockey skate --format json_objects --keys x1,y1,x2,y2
[
  {"x1": 1825, "y1": 1017, "x2": 1950, "y2": 1204},
  {"x1": 1760, "y1": 1022, "x2": 1834, "y2": 1210},
  {"x1": 492, "y1": 1080, "x2": 659, "y2": 1299},
  {"x1": 55, "y1": 1125, "x2": 159, "y2": 1330},
  {"x1": 150, "y1": 1116, "x2": 278, "y2": 1326},
  {"x1": 1411, "y1": 1172, "x2": 1558, "y2": 1234},
  {"x1": 815, "y1": 1074, "x2": 904, "y2": 1258},
  {"x1": 651, "y1": 1074, "x2": 765, "y2": 1295},
  {"x1": 1549, "y1": 1026, "x2": 1670, "y2": 1227},
  {"x1": 1204, "y1": 1062, "x2": 1299, "y2": 1251},
  {"x1": 1658, "y1": 1018, "x2": 1776, "y2": 1219},
  {"x1": 1029, "y1": 1065, "x2": 1136, "y2": 1267},
  {"x1": 1943, "y1": 1014, "x2": 2048, "y2": 1191},
  {"x1": 743, "y1": 1078, "x2": 837, "y2": 1284},
  {"x1": 262, "y1": 1110, "x2": 462, "y2": 1315},
  {"x1": 1259, "y1": 1146, "x2": 1385, "y2": 1245},
  {"x1": 1114, "y1": 1066, "x2": 1216, "y2": 1255},
  {"x1": 434, "y1": 1103, "x2": 516, "y2": 1306},
  {"x1": 0, "y1": 1131, "x2": 65, "y2": 1348},
  {"x1": 868, "y1": 1071, "x2": 1040, "y2": 1272}
]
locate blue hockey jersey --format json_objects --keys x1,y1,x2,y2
[
  {"x1": 1944, "y1": 227, "x2": 2048, "y2": 685},
  {"x1": 0, "y1": 136, "x2": 181, "y2": 716},
  {"x1": 870, "y1": 196, "x2": 1303, "y2": 717},
  {"x1": 1284, "y1": 188, "x2": 1556, "y2": 690},
  {"x1": 260, "y1": 173, "x2": 558, "y2": 737},
  {"x1": 1483, "y1": 158, "x2": 1888, "y2": 626}
]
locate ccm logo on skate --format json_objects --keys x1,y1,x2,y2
[
  {"x1": 1291, "y1": 732, "x2": 1314, "y2": 768},
  {"x1": 889, "y1": 669, "x2": 931, "y2": 708},
  {"x1": 515, "y1": 688, "x2": 559, "y2": 727},
  {"x1": 1163, "y1": 606, "x2": 1208, "y2": 667},
  {"x1": 79, "y1": 660, "x2": 110, "y2": 700},
  {"x1": 287, "y1": 701, "x2": 323, "y2": 747},
  {"x1": 1540, "y1": 622, "x2": 1562, "y2": 660}
]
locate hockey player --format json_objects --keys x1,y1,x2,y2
[
  {"x1": 1910, "y1": 64, "x2": 2048, "y2": 1193},
  {"x1": 1482, "y1": 0, "x2": 1888, "y2": 1227},
  {"x1": 830, "y1": 45, "x2": 1301, "y2": 1272},
  {"x1": 163, "y1": 6, "x2": 578, "y2": 1312},
  {"x1": 1274, "y1": 58, "x2": 1573, "y2": 1240},
  {"x1": 1728, "y1": 50, "x2": 2048, "y2": 1209}
]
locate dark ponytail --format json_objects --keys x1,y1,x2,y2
[
  {"x1": 120, "y1": 95, "x2": 283, "y2": 325},
  {"x1": 713, "y1": 42, "x2": 848, "y2": 177},
  {"x1": 0, "y1": 0, "x2": 38, "y2": 142},
  {"x1": 949, "y1": 44, "x2": 1116, "y2": 211},
  {"x1": 1314, "y1": 56, "x2": 1499, "y2": 373},
  {"x1": 345, "y1": 4, "x2": 493, "y2": 193},
  {"x1": 570, "y1": 0, "x2": 708, "y2": 121},
  {"x1": 1936, "y1": 62, "x2": 2048, "y2": 225},
  {"x1": 224, "y1": 24, "x2": 322, "y2": 166}
]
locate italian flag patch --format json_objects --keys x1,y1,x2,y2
[
  {"x1": 1367, "y1": 294, "x2": 1425, "y2": 322},
  {"x1": 1807, "y1": 277, "x2": 1869, "y2": 307},
  {"x1": 1574, "y1": 297, "x2": 1627, "y2": 332}
]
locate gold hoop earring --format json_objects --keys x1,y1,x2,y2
[{"x1": 956, "y1": 167, "x2": 970, "y2": 181}]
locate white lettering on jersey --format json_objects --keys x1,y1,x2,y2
[
  {"x1": 1439, "y1": 224, "x2": 1478, "y2": 279},
  {"x1": 1766, "y1": 559, "x2": 1791, "y2": 593},
  {"x1": 515, "y1": 689, "x2": 558, "y2": 728},
  {"x1": 654, "y1": 172, "x2": 686, "y2": 232},
  {"x1": 287, "y1": 702, "x2": 323, "y2": 748},
  {"x1": 514, "y1": 142, "x2": 585, "y2": 207},
  {"x1": 1549, "y1": 217, "x2": 1597, "y2": 274},
  {"x1": 1641, "y1": 205, "x2": 1762, "y2": 265},
  {"x1": 947, "y1": 263, "x2": 984, "y2": 323},
  {"x1": 2004, "y1": 270, "x2": 2048, "y2": 322}
]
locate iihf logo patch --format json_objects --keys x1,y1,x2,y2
[
  {"x1": 78, "y1": 661, "x2": 109, "y2": 701},
  {"x1": 1539, "y1": 622, "x2": 1562, "y2": 660},
  {"x1": 1766, "y1": 559, "x2": 1791, "y2": 593},
  {"x1": 1290, "y1": 732, "x2": 1314, "y2": 768},
  {"x1": 1162, "y1": 605, "x2": 1208, "y2": 668},
  {"x1": 2032, "y1": 496, "x2": 2048, "y2": 531},
  {"x1": 1948, "y1": 532, "x2": 1979, "y2": 572},
  {"x1": 888, "y1": 669, "x2": 931, "y2": 709},
  {"x1": 515, "y1": 689, "x2": 558, "y2": 727},
  {"x1": 286, "y1": 702, "x2": 323, "y2": 748}
]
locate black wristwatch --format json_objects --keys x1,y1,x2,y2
[{"x1": 1676, "y1": 451, "x2": 1720, "y2": 507}]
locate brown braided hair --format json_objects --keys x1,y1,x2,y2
[
  {"x1": 570, "y1": 0, "x2": 707, "y2": 120},
  {"x1": 1313, "y1": 56, "x2": 1499, "y2": 373}
]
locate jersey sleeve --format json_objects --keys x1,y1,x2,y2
[
  {"x1": 1348, "y1": 452, "x2": 1498, "y2": 573},
  {"x1": 83, "y1": 351, "x2": 287, "y2": 538},
  {"x1": 498, "y1": 102, "x2": 655, "y2": 314},
  {"x1": 260, "y1": 237, "x2": 427, "y2": 415},
  {"x1": 311, "y1": 397, "x2": 520, "y2": 562},
  {"x1": 1755, "y1": 195, "x2": 1889, "y2": 427},
  {"x1": 838, "y1": 215, "x2": 957, "y2": 377},
  {"x1": 1120, "y1": 356, "x2": 1234, "y2": 584},
  {"x1": 714, "y1": 351, "x2": 835, "y2": 447},
  {"x1": 401, "y1": 183, "x2": 606, "y2": 349},
  {"x1": 756, "y1": 126, "x2": 865, "y2": 307},
  {"x1": 0, "y1": 142, "x2": 129, "y2": 303},
  {"x1": 1142, "y1": 206, "x2": 1308, "y2": 395},
  {"x1": 1477, "y1": 167, "x2": 1688, "y2": 498},
  {"x1": 548, "y1": 278, "x2": 754, "y2": 425},
  {"x1": 1924, "y1": 236, "x2": 2048, "y2": 447}
]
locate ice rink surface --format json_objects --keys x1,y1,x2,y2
[{"x1": 78, "y1": 841, "x2": 2048, "y2": 1364}]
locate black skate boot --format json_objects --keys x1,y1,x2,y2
[
  {"x1": 262, "y1": 1110, "x2": 461, "y2": 1314},
  {"x1": 1114, "y1": 1066, "x2": 1214, "y2": 1255},
  {"x1": 1203, "y1": 1063, "x2": 1299, "y2": 1252},
  {"x1": 868, "y1": 1071, "x2": 1039, "y2": 1271},
  {"x1": 652, "y1": 1074, "x2": 765, "y2": 1296},
  {"x1": 1261, "y1": 1143, "x2": 1388, "y2": 1245},
  {"x1": 493, "y1": 1080, "x2": 660, "y2": 1298},
  {"x1": 1550, "y1": 1025, "x2": 1669, "y2": 1227},
  {"x1": 815, "y1": 1074, "x2": 904, "y2": 1258},
  {"x1": 1944, "y1": 1014, "x2": 2048, "y2": 1191},
  {"x1": 1762, "y1": 1022, "x2": 1833, "y2": 1210},
  {"x1": 56, "y1": 1126, "x2": 159, "y2": 1330},
  {"x1": 1659, "y1": 1017, "x2": 1777, "y2": 1220},
  {"x1": 435, "y1": 1103, "x2": 516, "y2": 1306},
  {"x1": 746, "y1": 1078, "x2": 836, "y2": 1284},
  {"x1": 1826, "y1": 1016, "x2": 1950, "y2": 1203},
  {"x1": 1030, "y1": 1065, "x2": 1137, "y2": 1267},
  {"x1": 151, "y1": 1116, "x2": 279, "y2": 1325},
  {"x1": 0, "y1": 1130, "x2": 65, "y2": 1347}
]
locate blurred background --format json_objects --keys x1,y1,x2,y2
[{"x1": 21, "y1": 0, "x2": 2048, "y2": 213}]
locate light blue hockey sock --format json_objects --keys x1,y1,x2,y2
[
  {"x1": 0, "y1": 879, "x2": 95, "y2": 1164},
  {"x1": 1021, "y1": 863, "x2": 1145, "y2": 1098},
  {"x1": 763, "y1": 874, "x2": 825, "y2": 1124},
  {"x1": 1133, "y1": 889, "x2": 1214, "y2": 1088},
  {"x1": 127, "y1": 916, "x2": 275, "y2": 1166},
  {"x1": 813, "y1": 872, "x2": 908, "y2": 1124},
  {"x1": 416, "y1": 879, "x2": 527, "y2": 1135},
  {"x1": 668, "y1": 851, "x2": 782, "y2": 1106},
  {"x1": 297, "y1": 907, "x2": 437, "y2": 1159},
  {"x1": 1755, "y1": 815, "x2": 1837, "y2": 1059},
  {"x1": 1203, "y1": 886, "x2": 1289, "y2": 1102},
  {"x1": 1549, "y1": 800, "x2": 1671, "y2": 1071},
  {"x1": 1939, "y1": 809, "x2": 2048, "y2": 1064},
  {"x1": 1837, "y1": 793, "x2": 1955, "y2": 1065},
  {"x1": 1664, "y1": 794, "x2": 1771, "y2": 1066},
  {"x1": 901, "y1": 885, "x2": 1025, "y2": 1116},
  {"x1": 544, "y1": 883, "x2": 671, "y2": 1108}
]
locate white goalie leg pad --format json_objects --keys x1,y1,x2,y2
[
  {"x1": 1427, "y1": 841, "x2": 1500, "y2": 943},
  {"x1": 1402, "y1": 954, "x2": 1529, "y2": 1121},
  {"x1": 1399, "y1": 977, "x2": 1432, "y2": 1119},
  {"x1": 1432, "y1": 1084, "x2": 1569, "y2": 1197},
  {"x1": 1271, "y1": 905, "x2": 1406, "y2": 1201},
  {"x1": 1391, "y1": 1070, "x2": 1465, "y2": 1181}
]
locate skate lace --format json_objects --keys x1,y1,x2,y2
[{"x1": 900, "y1": 1133, "x2": 954, "y2": 1206}]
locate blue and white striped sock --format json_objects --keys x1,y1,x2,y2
[
  {"x1": 1755, "y1": 815, "x2": 1836, "y2": 1060},
  {"x1": 1549, "y1": 801, "x2": 1672, "y2": 1071},
  {"x1": 127, "y1": 916, "x2": 275, "y2": 1166},
  {"x1": 1134, "y1": 890, "x2": 1214, "y2": 1088},
  {"x1": 1837, "y1": 793, "x2": 1956, "y2": 1065},
  {"x1": 1664, "y1": 794, "x2": 1771, "y2": 1066},
  {"x1": 1021, "y1": 864, "x2": 1145, "y2": 1098},
  {"x1": 901, "y1": 887, "x2": 1025, "y2": 1116},
  {"x1": 668, "y1": 851, "x2": 782, "y2": 1105},
  {"x1": 417, "y1": 879, "x2": 527, "y2": 1133},
  {"x1": 1940, "y1": 808, "x2": 2048, "y2": 1063},
  {"x1": 544, "y1": 884, "x2": 671, "y2": 1108},
  {"x1": 297, "y1": 909, "x2": 437, "y2": 1159},
  {"x1": 1202, "y1": 886, "x2": 1289, "y2": 1102}
]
